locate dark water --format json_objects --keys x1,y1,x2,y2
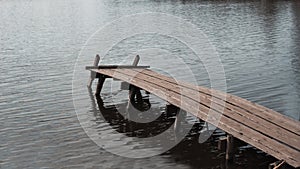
[{"x1": 1, "y1": 0, "x2": 300, "y2": 168}]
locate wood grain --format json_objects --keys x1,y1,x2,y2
[{"x1": 89, "y1": 68, "x2": 300, "y2": 167}]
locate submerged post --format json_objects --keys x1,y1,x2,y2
[
  {"x1": 91, "y1": 54, "x2": 106, "y2": 96},
  {"x1": 129, "y1": 55, "x2": 140, "y2": 92},
  {"x1": 128, "y1": 55, "x2": 143, "y2": 107},
  {"x1": 87, "y1": 54, "x2": 100, "y2": 88},
  {"x1": 173, "y1": 106, "x2": 182, "y2": 133},
  {"x1": 95, "y1": 74, "x2": 106, "y2": 96},
  {"x1": 218, "y1": 137, "x2": 227, "y2": 152},
  {"x1": 226, "y1": 134, "x2": 235, "y2": 162}
]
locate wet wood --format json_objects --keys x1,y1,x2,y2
[
  {"x1": 165, "y1": 104, "x2": 179, "y2": 117},
  {"x1": 226, "y1": 134, "x2": 235, "y2": 161},
  {"x1": 132, "y1": 55, "x2": 140, "y2": 66},
  {"x1": 95, "y1": 74, "x2": 106, "y2": 96},
  {"x1": 88, "y1": 68, "x2": 300, "y2": 168},
  {"x1": 128, "y1": 55, "x2": 143, "y2": 108},
  {"x1": 87, "y1": 54, "x2": 100, "y2": 87},
  {"x1": 218, "y1": 137, "x2": 227, "y2": 152},
  {"x1": 85, "y1": 65, "x2": 150, "y2": 69},
  {"x1": 139, "y1": 69, "x2": 300, "y2": 135},
  {"x1": 121, "y1": 69, "x2": 300, "y2": 150}
]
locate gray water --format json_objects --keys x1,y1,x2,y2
[{"x1": 1, "y1": 0, "x2": 300, "y2": 168}]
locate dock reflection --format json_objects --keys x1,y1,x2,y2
[
  {"x1": 87, "y1": 87, "x2": 278, "y2": 169},
  {"x1": 88, "y1": 87, "x2": 174, "y2": 138}
]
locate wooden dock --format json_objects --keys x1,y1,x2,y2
[{"x1": 86, "y1": 55, "x2": 300, "y2": 168}]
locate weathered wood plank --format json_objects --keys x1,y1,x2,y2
[
  {"x1": 118, "y1": 69, "x2": 300, "y2": 151},
  {"x1": 90, "y1": 68, "x2": 300, "y2": 167},
  {"x1": 138, "y1": 69, "x2": 300, "y2": 136}
]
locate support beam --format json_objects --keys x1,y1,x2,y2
[
  {"x1": 132, "y1": 55, "x2": 140, "y2": 66},
  {"x1": 218, "y1": 137, "x2": 227, "y2": 152},
  {"x1": 86, "y1": 65, "x2": 150, "y2": 69},
  {"x1": 128, "y1": 55, "x2": 143, "y2": 107},
  {"x1": 120, "y1": 55, "x2": 144, "y2": 89},
  {"x1": 95, "y1": 74, "x2": 106, "y2": 96},
  {"x1": 128, "y1": 55, "x2": 140, "y2": 91},
  {"x1": 226, "y1": 134, "x2": 235, "y2": 162},
  {"x1": 87, "y1": 54, "x2": 100, "y2": 87},
  {"x1": 174, "y1": 107, "x2": 184, "y2": 133},
  {"x1": 129, "y1": 85, "x2": 143, "y2": 107},
  {"x1": 132, "y1": 55, "x2": 142, "y2": 105},
  {"x1": 165, "y1": 104, "x2": 179, "y2": 117}
]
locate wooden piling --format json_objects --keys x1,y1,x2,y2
[
  {"x1": 165, "y1": 104, "x2": 179, "y2": 117},
  {"x1": 95, "y1": 74, "x2": 106, "y2": 96},
  {"x1": 226, "y1": 134, "x2": 235, "y2": 162},
  {"x1": 218, "y1": 137, "x2": 227, "y2": 152},
  {"x1": 174, "y1": 107, "x2": 184, "y2": 133},
  {"x1": 87, "y1": 54, "x2": 100, "y2": 88},
  {"x1": 92, "y1": 55, "x2": 106, "y2": 96},
  {"x1": 132, "y1": 55, "x2": 140, "y2": 66},
  {"x1": 128, "y1": 55, "x2": 143, "y2": 106}
]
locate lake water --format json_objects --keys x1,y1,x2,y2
[{"x1": 1, "y1": 0, "x2": 299, "y2": 168}]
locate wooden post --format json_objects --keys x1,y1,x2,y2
[
  {"x1": 126, "y1": 55, "x2": 145, "y2": 117},
  {"x1": 95, "y1": 74, "x2": 106, "y2": 96},
  {"x1": 132, "y1": 55, "x2": 140, "y2": 66},
  {"x1": 129, "y1": 87, "x2": 142, "y2": 103},
  {"x1": 226, "y1": 134, "x2": 235, "y2": 162},
  {"x1": 173, "y1": 107, "x2": 184, "y2": 143},
  {"x1": 218, "y1": 137, "x2": 227, "y2": 152},
  {"x1": 87, "y1": 54, "x2": 100, "y2": 88},
  {"x1": 120, "y1": 55, "x2": 140, "y2": 90},
  {"x1": 166, "y1": 104, "x2": 179, "y2": 117},
  {"x1": 174, "y1": 107, "x2": 183, "y2": 133},
  {"x1": 91, "y1": 54, "x2": 106, "y2": 96},
  {"x1": 128, "y1": 55, "x2": 143, "y2": 105}
]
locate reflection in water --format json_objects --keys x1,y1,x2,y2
[
  {"x1": 1, "y1": 0, "x2": 300, "y2": 168},
  {"x1": 89, "y1": 87, "x2": 175, "y2": 138},
  {"x1": 87, "y1": 88, "x2": 279, "y2": 168}
]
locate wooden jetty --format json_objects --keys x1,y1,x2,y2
[{"x1": 86, "y1": 55, "x2": 300, "y2": 168}]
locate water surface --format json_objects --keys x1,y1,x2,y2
[{"x1": 1, "y1": 0, "x2": 299, "y2": 168}]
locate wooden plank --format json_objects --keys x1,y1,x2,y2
[
  {"x1": 94, "y1": 68, "x2": 300, "y2": 168},
  {"x1": 137, "y1": 69, "x2": 300, "y2": 136},
  {"x1": 106, "y1": 68, "x2": 299, "y2": 167},
  {"x1": 86, "y1": 65, "x2": 150, "y2": 70},
  {"x1": 121, "y1": 70, "x2": 300, "y2": 146},
  {"x1": 118, "y1": 69, "x2": 300, "y2": 151}
]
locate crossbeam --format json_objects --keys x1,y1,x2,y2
[{"x1": 85, "y1": 65, "x2": 150, "y2": 70}]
